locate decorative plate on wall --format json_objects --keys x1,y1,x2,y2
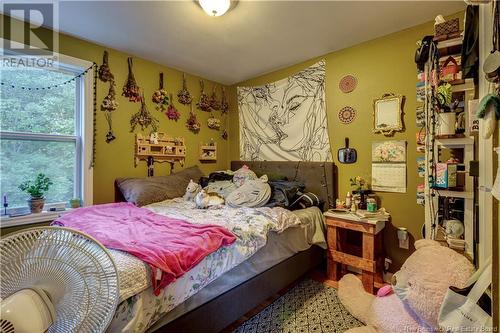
[
  {"x1": 339, "y1": 75, "x2": 358, "y2": 93},
  {"x1": 338, "y1": 106, "x2": 356, "y2": 124}
]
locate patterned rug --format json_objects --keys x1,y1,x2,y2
[{"x1": 231, "y1": 278, "x2": 362, "y2": 333}]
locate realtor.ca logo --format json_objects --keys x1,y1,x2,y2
[{"x1": 2, "y1": 2, "x2": 59, "y2": 68}]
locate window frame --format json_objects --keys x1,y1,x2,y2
[{"x1": 0, "y1": 48, "x2": 94, "y2": 207}]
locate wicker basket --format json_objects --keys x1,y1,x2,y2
[{"x1": 435, "y1": 18, "x2": 459, "y2": 37}]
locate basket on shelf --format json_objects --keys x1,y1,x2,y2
[{"x1": 435, "y1": 18, "x2": 459, "y2": 37}]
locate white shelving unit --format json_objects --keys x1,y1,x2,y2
[{"x1": 423, "y1": 38, "x2": 477, "y2": 261}]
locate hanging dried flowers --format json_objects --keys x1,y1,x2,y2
[
  {"x1": 101, "y1": 82, "x2": 119, "y2": 111},
  {"x1": 220, "y1": 87, "x2": 229, "y2": 114},
  {"x1": 130, "y1": 95, "x2": 158, "y2": 132},
  {"x1": 177, "y1": 73, "x2": 192, "y2": 105},
  {"x1": 207, "y1": 115, "x2": 221, "y2": 130},
  {"x1": 98, "y1": 50, "x2": 114, "y2": 82},
  {"x1": 122, "y1": 57, "x2": 141, "y2": 102},
  {"x1": 166, "y1": 93, "x2": 180, "y2": 121},
  {"x1": 196, "y1": 80, "x2": 211, "y2": 111},
  {"x1": 209, "y1": 85, "x2": 221, "y2": 111},
  {"x1": 221, "y1": 130, "x2": 228, "y2": 140},
  {"x1": 152, "y1": 72, "x2": 169, "y2": 111},
  {"x1": 186, "y1": 104, "x2": 200, "y2": 133}
]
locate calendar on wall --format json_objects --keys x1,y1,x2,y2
[{"x1": 371, "y1": 141, "x2": 407, "y2": 193}]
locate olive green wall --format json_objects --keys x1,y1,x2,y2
[
  {"x1": 228, "y1": 12, "x2": 463, "y2": 269},
  {"x1": 1, "y1": 15, "x2": 231, "y2": 205}
]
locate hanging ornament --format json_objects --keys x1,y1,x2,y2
[
  {"x1": 130, "y1": 94, "x2": 158, "y2": 132},
  {"x1": 166, "y1": 93, "x2": 181, "y2": 121},
  {"x1": 98, "y1": 50, "x2": 114, "y2": 82},
  {"x1": 186, "y1": 104, "x2": 201, "y2": 133},
  {"x1": 196, "y1": 80, "x2": 211, "y2": 111},
  {"x1": 209, "y1": 85, "x2": 221, "y2": 111},
  {"x1": 207, "y1": 114, "x2": 221, "y2": 130},
  {"x1": 220, "y1": 87, "x2": 229, "y2": 114},
  {"x1": 152, "y1": 72, "x2": 169, "y2": 111},
  {"x1": 122, "y1": 57, "x2": 141, "y2": 102},
  {"x1": 177, "y1": 73, "x2": 192, "y2": 105},
  {"x1": 338, "y1": 106, "x2": 356, "y2": 124},
  {"x1": 339, "y1": 74, "x2": 357, "y2": 93},
  {"x1": 221, "y1": 129, "x2": 228, "y2": 140},
  {"x1": 101, "y1": 82, "x2": 119, "y2": 111}
]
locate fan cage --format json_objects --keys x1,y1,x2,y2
[{"x1": 1, "y1": 226, "x2": 119, "y2": 333}]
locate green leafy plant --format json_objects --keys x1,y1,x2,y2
[
  {"x1": 19, "y1": 173, "x2": 53, "y2": 199},
  {"x1": 436, "y1": 83, "x2": 453, "y2": 110},
  {"x1": 349, "y1": 176, "x2": 368, "y2": 192}
]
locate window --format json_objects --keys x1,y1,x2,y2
[{"x1": 0, "y1": 54, "x2": 93, "y2": 209}]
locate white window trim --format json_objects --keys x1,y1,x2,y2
[{"x1": 1, "y1": 43, "x2": 93, "y2": 207}]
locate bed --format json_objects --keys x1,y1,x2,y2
[{"x1": 110, "y1": 161, "x2": 337, "y2": 333}]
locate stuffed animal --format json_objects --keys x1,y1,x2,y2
[
  {"x1": 338, "y1": 239, "x2": 474, "y2": 333},
  {"x1": 183, "y1": 179, "x2": 201, "y2": 202},
  {"x1": 194, "y1": 190, "x2": 225, "y2": 209}
]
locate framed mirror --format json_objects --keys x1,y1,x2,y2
[{"x1": 373, "y1": 93, "x2": 405, "y2": 136}]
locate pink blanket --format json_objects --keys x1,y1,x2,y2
[{"x1": 52, "y1": 202, "x2": 236, "y2": 295}]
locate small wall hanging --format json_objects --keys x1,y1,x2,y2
[
  {"x1": 122, "y1": 57, "x2": 141, "y2": 102},
  {"x1": 338, "y1": 106, "x2": 356, "y2": 124},
  {"x1": 199, "y1": 142, "x2": 217, "y2": 161},
  {"x1": 373, "y1": 93, "x2": 405, "y2": 136},
  {"x1": 135, "y1": 132, "x2": 186, "y2": 173},
  {"x1": 197, "y1": 80, "x2": 211, "y2": 111},
  {"x1": 221, "y1": 129, "x2": 228, "y2": 140},
  {"x1": 339, "y1": 74, "x2": 357, "y2": 93},
  {"x1": 98, "y1": 50, "x2": 114, "y2": 82},
  {"x1": 152, "y1": 72, "x2": 169, "y2": 111},
  {"x1": 99, "y1": 50, "x2": 118, "y2": 143},
  {"x1": 207, "y1": 115, "x2": 221, "y2": 130},
  {"x1": 209, "y1": 85, "x2": 221, "y2": 111},
  {"x1": 186, "y1": 104, "x2": 201, "y2": 133},
  {"x1": 177, "y1": 73, "x2": 192, "y2": 105},
  {"x1": 166, "y1": 93, "x2": 180, "y2": 121},
  {"x1": 221, "y1": 87, "x2": 229, "y2": 114},
  {"x1": 130, "y1": 95, "x2": 158, "y2": 132}
]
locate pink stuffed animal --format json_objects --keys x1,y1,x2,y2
[{"x1": 338, "y1": 240, "x2": 474, "y2": 333}]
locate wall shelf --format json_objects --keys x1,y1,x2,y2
[
  {"x1": 435, "y1": 137, "x2": 474, "y2": 148},
  {"x1": 199, "y1": 143, "x2": 217, "y2": 162}
]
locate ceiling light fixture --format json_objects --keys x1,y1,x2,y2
[{"x1": 198, "y1": 0, "x2": 231, "y2": 17}]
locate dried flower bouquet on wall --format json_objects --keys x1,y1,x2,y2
[
  {"x1": 122, "y1": 57, "x2": 141, "y2": 102},
  {"x1": 177, "y1": 73, "x2": 192, "y2": 105}
]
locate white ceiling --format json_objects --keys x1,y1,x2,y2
[{"x1": 53, "y1": 1, "x2": 465, "y2": 84}]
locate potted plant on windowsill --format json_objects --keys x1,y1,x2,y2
[{"x1": 18, "y1": 174, "x2": 53, "y2": 213}]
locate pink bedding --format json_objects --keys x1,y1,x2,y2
[{"x1": 52, "y1": 202, "x2": 236, "y2": 295}]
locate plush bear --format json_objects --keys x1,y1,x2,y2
[{"x1": 338, "y1": 239, "x2": 475, "y2": 333}]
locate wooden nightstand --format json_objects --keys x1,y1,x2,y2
[{"x1": 324, "y1": 211, "x2": 387, "y2": 294}]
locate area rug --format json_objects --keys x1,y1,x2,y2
[{"x1": 231, "y1": 278, "x2": 362, "y2": 333}]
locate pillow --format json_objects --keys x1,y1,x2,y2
[
  {"x1": 116, "y1": 166, "x2": 204, "y2": 206},
  {"x1": 265, "y1": 180, "x2": 305, "y2": 208},
  {"x1": 232, "y1": 165, "x2": 257, "y2": 187},
  {"x1": 204, "y1": 180, "x2": 237, "y2": 199},
  {"x1": 289, "y1": 192, "x2": 322, "y2": 210},
  {"x1": 226, "y1": 175, "x2": 271, "y2": 208}
]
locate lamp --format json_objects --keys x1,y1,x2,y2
[{"x1": 199, "y1": 0, "x2": 231, "y2": 17}]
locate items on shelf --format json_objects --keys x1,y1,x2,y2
[
  {"x1": 130, "y1": 95, "x2": 158, "y2": 132},
  {"x1": 152, "y1": 72, "x2": 170, "y2": 112},
  {"x1": 122, "y1": 57, "x2": 141, "y2": 102},
  {"x1": 196, "y1": 80, "x2": 211, "y2": 111},
  {"x1": 135, "y1": 132, "x2": 186, "y2": 168},
  {"x1": 177, "y1": 73, "x2": 193, "y2": 105},
  {"x1": 199, "y1": 141, "x2": 217, "y2": 161},
  {"x1": 433, "y1": 16, "x2": 460, "y2": 41}
]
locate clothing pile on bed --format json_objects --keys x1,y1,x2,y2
[{"x1": 193, "y1": 165, "x2": 322, "y2": 210}]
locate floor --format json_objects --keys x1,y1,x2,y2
[{"x1": 223, "y1": 272, "x2": 362, "y2": 333}]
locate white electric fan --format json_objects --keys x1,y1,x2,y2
[{"x1": 0, "y1": 227, "x2": 119, "y2": 333}]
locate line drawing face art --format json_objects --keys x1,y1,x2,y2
[{"x1": 238, "y1": 60, "x2": 332, "y2": 161}]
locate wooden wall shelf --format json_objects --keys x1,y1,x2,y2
[
  {"x1": 135, "y1": 133, "x2": 186, "y2": 167},
  {"x1": 199, "y1": 143, "x2": 217, "y2": 162}
]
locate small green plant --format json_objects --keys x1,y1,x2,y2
[
  {"x1": 19, "y1": 174, "x2": 53, "y2": 199},
  {"x1": 349, "y1": 176, "x2": 368, "y2": 192}
]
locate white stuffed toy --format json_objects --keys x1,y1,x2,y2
[
  {"x1": 183, "y1": 179, "x2": 201, "y2": 202},
  {"x1": 338, "y1": 240, "x2": 474, "y2": 333},
  {"x1": 194, "y1": 189, "x2": 224, "y2": 209}
]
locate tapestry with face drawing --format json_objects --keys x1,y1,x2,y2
[{"x1": 237, "y1": 60, "x2": 332, "y2": 161}]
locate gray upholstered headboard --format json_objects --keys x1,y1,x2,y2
[{"x1": 231, "y1": 161, "x2": 337, "y2": 211}]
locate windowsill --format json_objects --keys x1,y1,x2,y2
[{"x1": 0, "y1": 209, "x2": 73, "y2": 229}]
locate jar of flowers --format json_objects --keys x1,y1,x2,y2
[
  {"x1": 18, "y1": 174, "x2": 53, "y2": 213},
  {"x1": 349, "y1": 176, "x2": 371, "y2": 210}
]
